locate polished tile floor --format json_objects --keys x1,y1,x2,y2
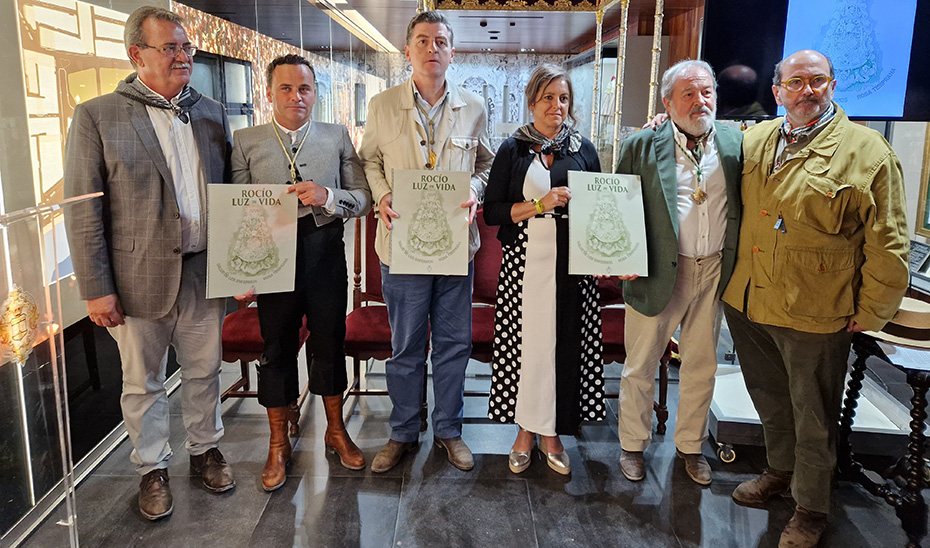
[{"x1": 23, "y1": 358, "x2": 916, "y2": 548}]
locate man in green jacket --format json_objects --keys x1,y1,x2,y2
[
  {"x1": 615, "y1": 60, "x2": 742, "y2": 486},
  {"x1": 722, "y1": 49, "x2": 909, "y2": 548}
]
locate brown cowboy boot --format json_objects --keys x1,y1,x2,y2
[
  {"x1": 262, "y1": 406, "x2": 291, "y2": 491},
  {"x1": 322, "y1": 395, "x2": 365, "y2": 470},
  {"x1": 286, "y1": 400, "x2": 300, "y2": 436}
]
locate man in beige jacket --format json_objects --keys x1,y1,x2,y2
[
  {"x1": 358, "y1": 10, "x2": 493, "y2": 473},
  {"x1": 722, "y1": 49, "x2": 909, "y2": 548}
]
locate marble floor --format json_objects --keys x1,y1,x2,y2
[{"x1": 21, "y1": 358, "x2": 917, "y2": 548}]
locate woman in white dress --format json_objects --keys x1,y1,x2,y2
[{"x1": 483, "y1": 64, "x2": 605, "y2": 475}]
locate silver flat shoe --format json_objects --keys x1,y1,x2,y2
[{"x1": 539, "y1": 437, "x2": 570, "y2": 475}]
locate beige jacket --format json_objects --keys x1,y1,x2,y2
[
  {"x1": 722, "y1": 105, "x2": 909, "y2": 333},
  {"x1": 359, "y1": 78, "x2": 493, "y2": 265}
]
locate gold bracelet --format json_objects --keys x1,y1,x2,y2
[{"x1": 531, "y1": 198, "x2": 545, "y2": 214}]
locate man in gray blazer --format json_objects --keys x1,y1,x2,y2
[
  {"x1": 64, "y1": 6, "x2": 234, "y2": 520},
  {"x1": 231, "y1": 54, "x2": 371, "y2": 491},
  {"x1": 615, "y1": 60, "x2": 742, "y2": 486}
]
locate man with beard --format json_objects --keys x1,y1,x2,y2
[
  {"x1": 722, "y1": 49, "x2": 908, "y2": 547},
  {"x1": 614, "y1": 60, "x2": 742, "y2": 486},
  {"x1": 64, "y1": 6, "x2": 234, "y2": 520}
]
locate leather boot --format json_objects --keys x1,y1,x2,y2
[
  {"x1": 262, "y1": 406, "x2": 291, "y2": 491},
  {"x1": 287, "y1": 400, "x2": 300, "y2": 436},
  {"x1": 322, "y1": 395, "x2": 365, "y2": 470}
]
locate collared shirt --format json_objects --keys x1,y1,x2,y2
[
  {"x1": 413, "y1": 84, "x2": 449, "y2": 166},
  {"x1": 772, "y1": 103, "x2": 836, "y2": 171},
  {"x1": 272, "y1": 118, "x2": 336, "y2": 215},
  {"x1": 139, "y1": 78, "x2": 205, "y2": 253},
  {"x1": 671, "y1": 122, "x2": 727, "y2": 257}
]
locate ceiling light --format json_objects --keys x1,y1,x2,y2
[{"x1": 314, "y1": 0, "x2": 400, "y2": 53}]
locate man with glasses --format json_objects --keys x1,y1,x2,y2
[
  {"x1": 65, "y1": 6, "x2": 233, "y2": 520},
  {"x1": 721, "y1": 49, "x2": 908, "y2": 547}
]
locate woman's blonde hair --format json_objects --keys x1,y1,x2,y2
[{"x1": 525, "y1": 64, "x2": 577, "y2": 127}]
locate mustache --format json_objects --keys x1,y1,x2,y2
[
  {"x1": 171, "y1": 62, "x2": 191, "y2": 70},
  {"x1": 690, "y1": 105, "x2": 714, "y2": 116}
]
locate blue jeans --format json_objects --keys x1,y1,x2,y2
[{"x1": 380, "y1": 262, "x2": 474, "y2": 442}]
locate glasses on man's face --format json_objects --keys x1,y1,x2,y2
[
  {"x1": 777, "y1": 75, "x2": 832, "y2": 93},
  {"x1": 138, "y1": 44, "x2": 197, "y2": 58}
]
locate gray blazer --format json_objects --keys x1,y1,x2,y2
[
  {"x1": 616, "y1": 120, "x2": 743, "y2": 317},
  {"x1": 63, "y1": 88, "x2": 232, "y2": 319},
  {"x1": 231, "y1": 122, "x2": 371, "y2": 223}
]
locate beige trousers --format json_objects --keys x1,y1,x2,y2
[
  {"x1": 109, "y1": 253, "x2": 226, "y2": 474},
  {"x1": 619, "y1": 253, "x2": 721, "y2": 454}
]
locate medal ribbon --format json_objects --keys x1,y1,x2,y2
[{"x1": 272, "y1": 122, "x2": 311, "y2": 182}]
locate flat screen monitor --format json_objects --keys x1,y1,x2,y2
[{"x1": 702, "y1": 0, "x2": 930, "y2": 121}]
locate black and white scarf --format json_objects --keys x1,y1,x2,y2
[
  {"x1": 115, "y1": 72, "x2": 201, "y2": 123},
  {"x1": 512, "y1": 123, "x2": 582, "y2": 156}
]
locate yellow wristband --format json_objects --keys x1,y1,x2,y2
[{"x1": 531, "y1": 198, "x2": 545, "y2": 214}]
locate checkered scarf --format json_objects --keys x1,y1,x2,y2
[{"x1": 115, "y1": 72, "x2": 201, "y2": 124}]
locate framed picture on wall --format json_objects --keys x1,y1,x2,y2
[{"x1": 916, "y1": 125, "x2": 930, "y2": 237}]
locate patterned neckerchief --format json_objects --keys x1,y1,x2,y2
[
  {"x1": 115, "y1": 72, "x2": 201, "y2": 123},
  {"x1": 779, "y1": 102, "x2": 835, "y2": 144},
  {"x1": 512, "y1": 123, "x2": 582, "y2": 156}
]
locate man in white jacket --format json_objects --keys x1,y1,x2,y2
[{"x1": 359, "y1": 10, "x2": 493, "y2": 473}]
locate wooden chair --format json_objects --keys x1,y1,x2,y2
[
  {"x1": 343, "y1": 211, "x2": 672, "y2": 434},
  {"x1": 468, "y1": 215, "x2": 501, "y2": 365},
  {"x1": 220, "y1": 302, "x2": 311, "y2": 418},
  {"x1": 344, "y1": 210, "x2": 394, "y2": 398}
]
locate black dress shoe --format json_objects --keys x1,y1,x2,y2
[
  {"x1": 190, "y1": 447, "x2": 236, "y2": 493},
  {"x1": 138, "y1": 468, "x2": 173, "y2": 520}
]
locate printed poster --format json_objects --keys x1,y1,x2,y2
[
  {"x1": 390, "y1": 169, "x2": 470, "y2": 275},
  {"x1": 206, "y1": 184, "x2": 298, "y2": 298},
  {"x1": 567, "y1": 171, "x2": 648, "y2": 276}
]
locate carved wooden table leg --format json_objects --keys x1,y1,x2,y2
[{"x1": 843, "y1": 334, "x2": 928, "y2": 548}]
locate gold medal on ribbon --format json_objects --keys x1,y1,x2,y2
[{"x1": 690, "y1": 187, "x2": 707, "y2": 204}]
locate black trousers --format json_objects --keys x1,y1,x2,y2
[{"x1": 256, "y1": 216, "x2": 348, "y2": 407}]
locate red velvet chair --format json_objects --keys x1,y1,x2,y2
[
  {"x1": 469, "y1": 215, "x2": 501, "y2": 365},
  {"x1": 220, "y1": 303, "x2": 311, "y2": 425}
]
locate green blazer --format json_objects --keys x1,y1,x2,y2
[{"x1": 615, "y1": 120, "x2": 743, "y2": 317}]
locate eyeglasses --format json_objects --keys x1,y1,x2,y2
[
  {"x1": 777, "y1": 75, "x2": 832, "y2": 93},
  {"x1": 137, "y1": 44, "x2": 197, "y2": 58}
]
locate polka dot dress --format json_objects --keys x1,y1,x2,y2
[{"x1": 488, "y1": 218, "x2": 606, "y2": 431}]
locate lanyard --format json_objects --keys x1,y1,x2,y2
[
  {"x1": 674, "y1": 137, "x2": 708, "y2": 204},
  {"x1": 272, "y1": 122, "x2": 310, "y2": 182},
  {"x1": 415, "y1": 95, "x2": 446, "y2": 169}
]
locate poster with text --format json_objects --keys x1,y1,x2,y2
[
  {"x1": 390, "y1": 169, "x2": 470, "y2": 275},
  {"x1": 567, "y1": 171, "x2": 648, "y2": 276},
  {"x1": 206, "y1": 184, "x2": 297, "y2": 298}
]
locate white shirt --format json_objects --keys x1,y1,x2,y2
[
  {"x1": 140, "y1": 79, "x2": 205, "y2": 253},
  {"x1": 671, "y1": 123, "x2": 727, "y2": 257},
  {"x1": 272, "y1": 119, "x2": 335, "y2": 215}
]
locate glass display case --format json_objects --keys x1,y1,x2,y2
[{"x1": 0, "y1": 194, "x2": 99, "y2": 547}]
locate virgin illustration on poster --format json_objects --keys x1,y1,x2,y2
[
  {"x1": 206, "y1": 183, "x2": 298, "y2": 298},
  {"x1": 389, "y1": 169, "x2": 471, "y2": 276},
  {"x1": 567, "y1": 171, "x2": 648, "y2": 276}
]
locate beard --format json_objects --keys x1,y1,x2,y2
[{"x1": 674, "y1": 105, "x2": 716, "y2": 137}]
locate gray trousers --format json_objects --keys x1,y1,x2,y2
[
  {"x1": 723, "y1": 304, "x2": 852, "y2": 514},
  {"x1": 109, "y1": 253, "x2": 226, "y2": 475}
]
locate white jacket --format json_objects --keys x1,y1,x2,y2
[{"x1": 359, "y1": 78, "x2": 493, "y2": 265}]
